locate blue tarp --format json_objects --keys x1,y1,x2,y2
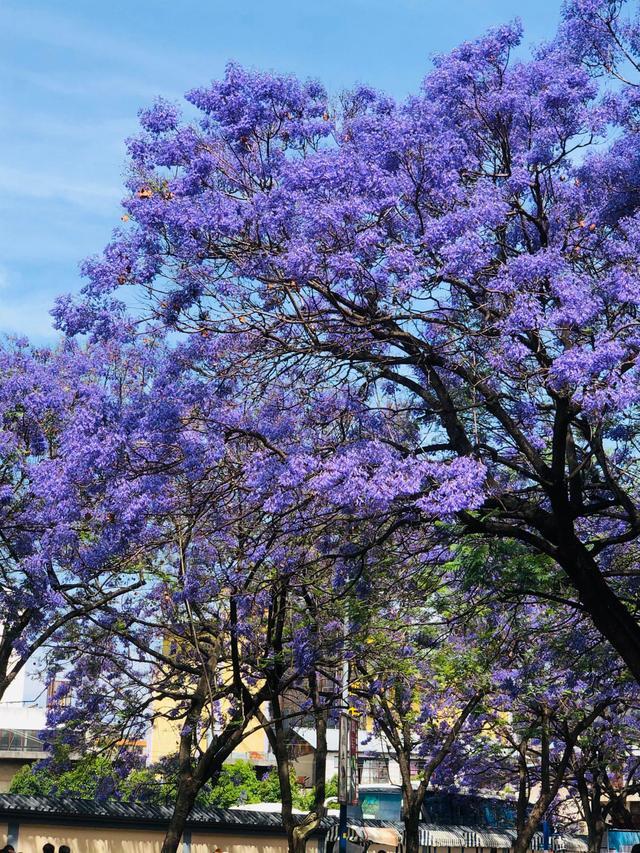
[{"x1": 606, "y1": 831, "x2": 640, "y2": 851}]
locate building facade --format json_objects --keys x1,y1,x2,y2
[{"x1": 0, "y1": 667, "x2": 47, "y2": 790}]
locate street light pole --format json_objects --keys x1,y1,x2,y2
[
  {"x1": 542, "y1": 818, "x2": 551, "y2": 853},
  {"x1": 338, "y1": 624, "x2": 349, "y2": 853}
]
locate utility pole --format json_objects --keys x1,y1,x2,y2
[
  {"x1": 338, "y1": 621, "x2": 349, "y2": 853},
  {"x1": 542, "y1": 818, "x2": 551, "y2": 853}
]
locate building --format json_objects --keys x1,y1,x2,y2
[
  {"x1": 0, "y1": 793, "x2": 590, "y2": 853},
  {"x1": 147, "y1": 695, "x2": 274, "y2": 772},
  {"x1": 0, "y1": 794, "x2": 328, "y2": 853},
  {"x1": 358, "y1": 785, "x2": 522, "y2": 825},
  {"x1": 0, "y1": 667, "x2": 47, "y2": 790},
  {"x1": 289, "y1": 726, "x2": 399, "y2": 787}
]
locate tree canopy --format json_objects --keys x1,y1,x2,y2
[
  {"x1": 7, "y1": 2, "x2": 640, "y2": 853},
  {"x1": 52, "y1": 0, "x2": 640, "y2": 684}
]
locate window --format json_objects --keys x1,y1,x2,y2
[
  {"x1": 360, "y1": 758, "x2": 389, "y2": 784},
  {"x1": 0, "y1": 729, "x2": 42, "y2": 751}
]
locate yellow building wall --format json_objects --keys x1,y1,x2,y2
[
  {"x1": 11, "y1": 823, "x2": 319, "y2": 853},
  {"x1": 232, "y1": 720, "x2": 270, "y2": 762},
  {"x1": 16, "y1": 824, "x2": 162, "y2": 853},
  {"x1": 150, "y1": 642, "x2": 271, "y2": 766},
  {"x1": 190, "y1": 832, "x2": 318, "y2": 853},
  {"x1": 150, "y1": 712, "x2": 271, "y2": 765},
  {"x1": 149, "y1": 694, "x2": 184, "y2": 764},
  {"x1": 0, "y1": 759, "x2": 31, "y2": 792},
  {"x1": 149, "y1": 701, "x2": 271, "y2": 766}
]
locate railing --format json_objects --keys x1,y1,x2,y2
[{"x1": 0, "y1": 729, "x2": 44, "y2": 752}]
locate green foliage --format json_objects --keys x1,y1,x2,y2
[
  {"x1": 451, "y1": 537, "x2": 558, "y2": 597},
  {"x1": 11, "y1": 752, "x2": 124, "y2": 799},
  {"x1": 294, "y1": 774, "x2": 338, "y2": 811},
  {"x1": 199, "y1": 760, "x2": 263, "y2": 808},
  {"x1": 256, "y1": 767, "x2": 285, "y2": 803},
  {"x1": 10, "y1": 754, "x2": 314, "y2": 810},
  {"x1": 10, "y1": 762, "x2": 52, "y2": 796}
]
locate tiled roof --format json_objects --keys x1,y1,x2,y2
[
  {"x1": 0, "y1": 796, "x2": 415, "y2": 838},
  {"x1": 0, "y1": 794, "x2": 333, "y2": 832}
]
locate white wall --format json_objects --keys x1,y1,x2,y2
[{"x1": 0, "y1": 664, "x2": 46, "y2": 730}]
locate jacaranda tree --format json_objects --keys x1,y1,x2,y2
[
  {"x1": 0, "y1": 338, "x2": 154, "y2": 702},
  {"x1": 462, "y1": 597, "x2": 633, "y2": 853},
  {"x1": 55, "y1": 0, "x2": 640, "y2": 687},
  {"x1": 41, "y1": 333, "x2": 373, "y2": 853}
]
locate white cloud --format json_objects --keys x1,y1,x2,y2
[
  {"x1": 0, "y1": 1, "x2": 221, "y2": 85},
  {"x1": 2, "y1": 3, "x2": 164, "y2": 72},
  {"x1": 3, "y1": 67, "x2": 172, "y2": 101},
  {"x1": 0, "y1": 167, "x2": 122, "y2": 209},
  {"x1": 0, "y1": 290, "x2": 59, "y2": 342}
]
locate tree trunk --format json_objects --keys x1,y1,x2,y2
[
  {"x1": 576, "y1": 768, "x2": 605, "y2": 853},
  {"x1": 395, "y1": 744, "x2": 422, "y2": 853},
  {"x1": 276, "y1": 734, "x2": 296, "y2": 853},
  {"x1": 588, "y1": 820, "x2": 605, "y2": 853},
  {"x1": 159, "y1": 573, "x2": 283, "y2": 853},
  {"x1": 160, "y1": 720, "x2": 253, "y2": 853},
  {"x1": 292, "y1": 814, "x2": 323, "y2": 853},
  {"x1": 313, "y1": 705, "x2": 328, "y2": 816},
  {"x1": 292, "y1": 703, "x2": 328, "y2": 853},
  {"x1": 555, "y1": 523, "x2": 640, "y2": 684},
  {"x1": 161, "y1": 779, "x2": 199, "y2": 853},
  {"x1": 512, "y1": 793, "x2": 554, "y2": 853},
  {"x1": 403, "y1": 801, "x2": 421, "y2": 853},
  {"x1": 161, "y1": 665, "x2": 210, "y2": 853},
  {"x1": 516, "y1": 744, "x2": 529, "y2": 835},
  {"x1": 372, "y1": 691, "x2": 482, "y2": 853},
  {"x1": 511, "y1": 734, "x2": 579, "y2": 853},
  {"x1": 160, "y1": 691, "x2": 264, "y2": 853},
  {"x1": 607, "y1": 794, "x2": 632, "y2": 829},
  {"x1": 264, "y1": 691, "x2": 298, "y2": 853},
  {"x1": 512, "y1": 738, "x2": 585, "y2": 853}
]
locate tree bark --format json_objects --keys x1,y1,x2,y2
[
  {"x1": 403, "y1": 800, "x2": 422, "y2": 853},
  {"x1": 161, "y1": 659, "x2": 211, "y2": 853},
  {"x1": 557, "y1": 542, "x2": 640, "y2": 685},
  {"x1": 516, "y1": 744, "x2": 529, "y2": 836},
  {"x1": 370, "y1": 691, "x2": 483, "y2": 853},
  {"x1": 270, "y1": 692, "x2": 297, "y2": 853},
  {"x1": 576, "y1": 769, "x2": 605, "y2": 853},
  {"x1": 160, "y1": 672, "x2": 271, "y2": 852},
  {"x1": 160, "y1": 714, "x2": 255, "y2": 853},
  {"x1": 606, "y1": 793, "x2": 632, "y2": 829},
  {"x1": 512, "y1": 793, "x2": 555, "y2": 853},
  {"x1": 511, "y1": 727, "x2": 589, "y2": 853},
  {"x1": 292, "y1": 688, "x2": 329, "y2": 853},
  {"x1": 161, "y1": 778, "x2": 201, "y2": 853}
]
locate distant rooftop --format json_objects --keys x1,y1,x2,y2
[{"x1": 0, "y1": 794, "x2": 332, "y2": 833}]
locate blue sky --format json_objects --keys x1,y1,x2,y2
[{"x1": 0, "y1": 0, "x2": 563, "y2": 342}]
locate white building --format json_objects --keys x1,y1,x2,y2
[
  {"x1": 0, "y1": 666, "x2": 47, "y2": 790},
  {"x1": 289, "y1": 726, "x2": 402, "y2": 787}
]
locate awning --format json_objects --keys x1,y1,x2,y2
[
  {"x1": 326, "y1": 824, "x2": 358, "y2": 844},
  {"x1": 363, "y1": 827, "x2": 403, "y2": 847},
  {"x1": 460, "y1": 827, "x2": 516, "y2": 848},
  {"x1": 530, "y1": 833, "x2": 587, "y2": 852},
  {"x1": 327, "y1": 822, "x2": 586, "y2": 852},
  {"x1": 419, "y1": 826, "x2": 467, "y2": 847},
  {"x1": 326, "y1": 824, "x2": 401, "y2": 848}
]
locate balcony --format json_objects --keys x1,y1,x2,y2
[{"x1": 0, "y1": 729, "x2": 47, "y2": 760}]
